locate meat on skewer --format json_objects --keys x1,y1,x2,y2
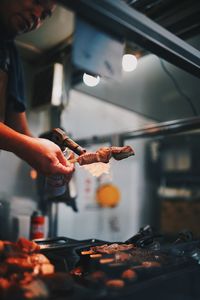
[
  {"x1": 76, "y1": 146, "x2": 134, "y2": 166},
  {"x1": 110, "y1": 146, "x2": 135, "y2": 160}
]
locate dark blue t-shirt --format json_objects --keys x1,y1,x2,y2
[{"x1": 0, "y1": 39, "x2": 26, "y2": 113}]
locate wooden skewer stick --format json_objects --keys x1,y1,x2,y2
[{"x1": 69, "y1": 158, "x2": 78, "y2": 164}]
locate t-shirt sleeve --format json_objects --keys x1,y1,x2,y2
[{"x1": 7, "y1": 42, "x2": 26, "y2": 112}]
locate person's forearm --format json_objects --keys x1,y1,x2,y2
[
  {"x1": 0, "y1": 122, "x2": 75, "y2": 176},
  {"x1": 0, "y1": 122, "x2": 31, "y2": 155},
  {"x1": 5, "y1": 111, "x2": 33, "y2": 137}
]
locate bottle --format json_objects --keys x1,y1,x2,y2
[
  {"x1": 45, "y1": 173, "x2": 67, "y2": 198},
  {"x1": 45, "y1": 148, "x2": 70, "y2": 199},
  {"x1": 45, "y1": 147, "x2": 78, "y2": 211},
  {"x1": 30, "y1": 210, "x2": 45, "y2": 240}
]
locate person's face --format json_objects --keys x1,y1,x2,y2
[{"x1": 0, "y1": 0, "x2": 56, "y2": 38}]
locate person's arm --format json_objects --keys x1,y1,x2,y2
[
  {"x1": 5, "y1": 111, "x2": 32, "y2": 136},
  {"x1": 0, "y1": 120, "x2": 75, "y2": 177}
]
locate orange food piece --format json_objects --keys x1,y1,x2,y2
[
  {"x1": 106, "y1": 279, "x2": 125, "y2": 288},
  {"x1": 121, "y1": 269, "x2": 137, "y2": 280},
  {"x1": 17, "y1": 237, "x2": 40, "y2": 253}
]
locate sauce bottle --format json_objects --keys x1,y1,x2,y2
[{"x1": 30, "y1": 210, "x2": 45, "y2": 240}]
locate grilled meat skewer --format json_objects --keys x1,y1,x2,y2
[{"x1": 71, "y1": 146, "x2": 135, "y2": 166}]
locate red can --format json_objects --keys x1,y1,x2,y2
[{"x1": 30, "y1": 210, "x2": 45, "y2": 240}]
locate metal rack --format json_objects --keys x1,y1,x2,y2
[{"x1": 75, "y1": 116, "x2": 200, "y2": 147}]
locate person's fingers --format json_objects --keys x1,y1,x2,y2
[
  {"x1": 54, "y1": 161, "x2": 75, "y2": 175},
  {"x1": 57, "y1": 151, "x2": 68, "y2": 166},
  {"x1": 68, "y1": 152, "x2": 75, "y2": 160}
]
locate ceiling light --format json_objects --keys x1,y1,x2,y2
[
  {"x1": 122, "y1": 54, "x2": 138, "y2": 72},
  {"x1": 51, "y1": 63, "x2": 63, "y2": 106},
  {"x1": 83, "y1": 73, "x2": 100, "y2": 87}
]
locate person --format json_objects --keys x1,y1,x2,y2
[{"x1": 0, "y1": 0, "x2": 75, "y2": 181}]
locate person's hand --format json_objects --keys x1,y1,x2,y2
[{"x1": 16, "y1": 137, "x2": 75, "y2": 177}]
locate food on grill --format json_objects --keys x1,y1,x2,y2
[
  {"x1": 0, "y1": 237, "x2": 40, "y2": 254},
  {"x1": 90, "y1": 243, "x2": 135, "y2": 254},
  {"x1": 4, "y1": 252, "x2": 54, "y2": 276},
  {"x1": 0, "y1": 238, "x2": 55, "y2": 299},
  {"x1": 90, "y1": 254, "x2": 102, "y2": 258},
  {"x1": 99, "y1": 258, "x2": 115, "y2": 264},
  {"x1": 142, "y1": 261, "x2": 161, "y2": 268},
  {"x1": 22, "y1": 278, "x2": 49, "y2": 299},
  {"x1": 115, "y1": 252, "x2": 131, "y2": 262},
  {"x1": 81, "y1": 250, "x2": 94, "y2": 255},
  {"x1": 70, "y1": 266, "x2": 83, "y2": 276},
  {"x1": 90, "y1": 271, "x2": 106, "y2": 281},
  {"x1": 77, "y1": 146, "x2": 135, "y2": 166},
  {"x1": 121, "y1": 269, "x2": 137, "y2": 280},
  {"x1": 105, "y1": 279, "x2": 125, "y2": 288},
  {"x1": 16, "y1": 237, "x2": 40, "y2": 253}
]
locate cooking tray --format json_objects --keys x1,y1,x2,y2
[
  {"x1": 66, "y1": 242, "x2": 200, "y2": 300},
  {"x1": 35, "y1": 224, "x2": 163, "y2": 253},
  {"x1": 35, "y1": 236, "x2": 109, "y2": 271},
  {"x1": 33, "y1": 228, "x2": 200, "y2": 300}
]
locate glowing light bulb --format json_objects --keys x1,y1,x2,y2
[
  {"x1": 83, "y1": 73, "x2": 100, "y2": 87},
  {"x1": 122, "y1": 54, "x2": 138, "y2": 72},
  {"x1": 30, "y1": 169, "x2": 38, "y2": 180}
]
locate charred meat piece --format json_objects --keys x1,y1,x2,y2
[
  {"x1": 141, "y1": 261, "x2": 161, "y2": 268},
  {"x1": 121, "y1": 269, "x2": 137, "y2": 281},
  {"x1": 105, "y1": 279, "x2": 125, "y2": 288},
  {"x1": 96, "y1": 147, "x2": 112, "y2": 163},
  {"x1": 16, "y1": 237, "x2": 40, "y2": 253},
  {"x1": 77, "y1": 152, "x2": 109, "y2": 166},
  {"x1": 90, "y1": 243, "x2": 135, "y2": 254},
  {"x1": 110, "y1": 146, "x2": 135, "y2": 160},
  {"x1": 77, "y1": 146, "x2": 134, "y2": 166}
]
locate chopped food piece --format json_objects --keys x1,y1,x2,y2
[
  {"x1": 39, "y1": 263, "x2": 55, "y2": 275},
  {"x1": 90, "y1": 271, "x2": 106, "y2": 281},
  {"x1": 0, "y1": 278, "x2": 10, "y2": 289},
  {"x1": 110, "y1": 146, "x2": 135, "y2": 160},
  {"x1": 17, "y1": 237, "x2": 40, "y2": 253},
  {"x1": 28, "y1": 254, "x2": 50, "y2": 265},
  {"x1": 91, "y1": 243, "x2": 135, "y2": 254},
  {"x1": 0, "y1": 237, "x2": 56, "y2": 300},
  {"x1": 121, "y1": 269, "x2": 137, "y2": 280},
  {"x1": 105, "y1": 279, "x2": 125, "y2": 288},
  {"x1": 23, "y1": 278, "x2": 49, "y2": 299},
  {"x1": 6, "y1": 257, "x2": 33, "y2": 270},
  {"x1": 142, "y1": 261, "x2": 161, "y2": 268},
  {"x1": 0, "y1": 241, "x2": 5, "y2": 252},
  {"x1": 70, "y1": 266, "x2": 83, "y2": 276},
  {"x1": 81, "y1": 250, "x2": 94, "y2": 255},
  {"x1": 115, "y1": 252, "x2": 131, "y2": 262},
  {"x1": 90, "y1": 254, "x2": 102, "y2": 258},
  {"x1": 99, "y1": 258, "x2": 115, "y2": 264}
]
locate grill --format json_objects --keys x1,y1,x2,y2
[{"x1": 35, "y1": 226, "x2": 200, "y2": 300}]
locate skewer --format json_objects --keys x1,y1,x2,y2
[{"x1": 69, "y1": 158, "x2": 78, "y2": 164}]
